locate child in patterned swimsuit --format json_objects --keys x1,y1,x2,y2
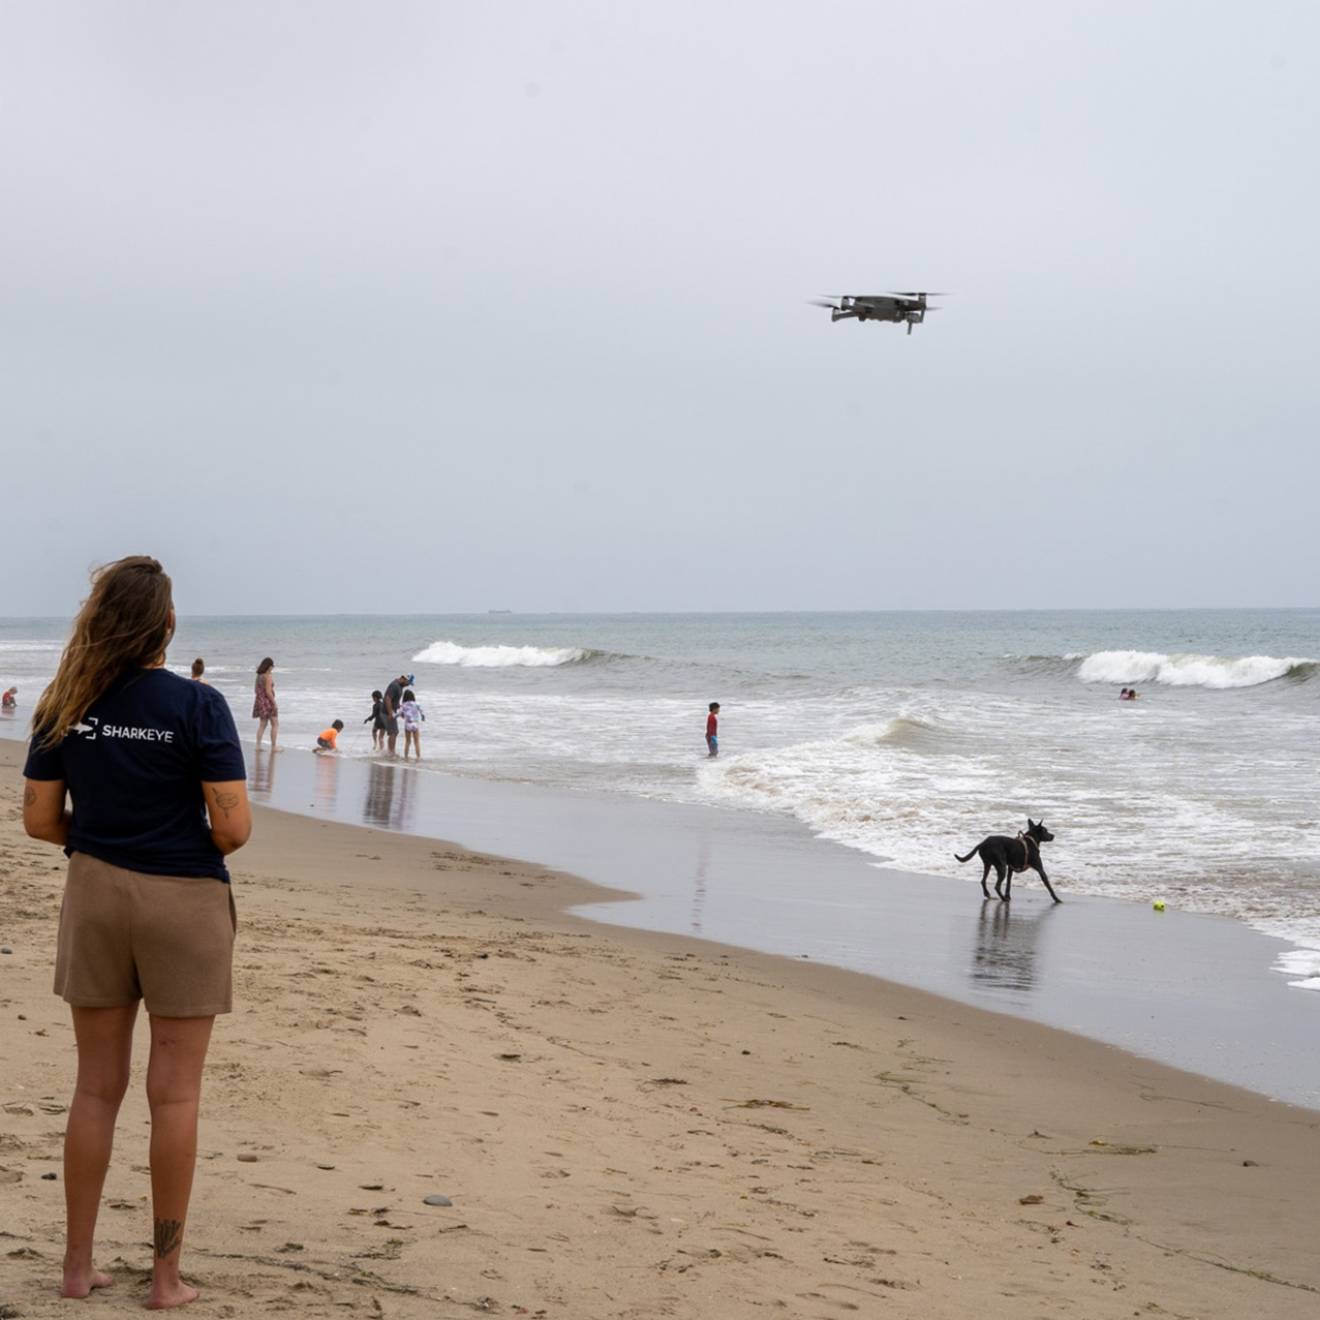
[{"x1": 399, "y1": 690, "x2": 425, "y2": 761}]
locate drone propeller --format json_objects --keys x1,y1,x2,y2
[
  {"x1": 807, "y1": 298, "x2": 841, "y2": 309},
  {"x1": 888, "y1": 290, "x2": 950, "y2": 298}
]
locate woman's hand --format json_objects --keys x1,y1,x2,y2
[
  {"x1": 23, "y1": 778, "x2": 69, "y2": 846},
  {"x1": 202, "y1": 780, "x2": 252, "y2": 855}
]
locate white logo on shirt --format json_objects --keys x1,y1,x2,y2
[
  {"x1": 70, "y1": 717, "x2": 99, "y2": 739},
  {"x1": 99, "y1": 724, "x2": 175, "y2": 743}
]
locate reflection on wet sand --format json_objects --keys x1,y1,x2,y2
[
  {"x1": 313, "y1": 752, "x2": 340, "y2": 814},
  {"x1": 250, "y1": 747, "x2": 277, "y2": 799},
  {"x1": 364, "y1": 760, "x2": 417, "y2": 833},
  {"x1": 969, "y1": 899, "x2": 1058, "y2": 995},
  {"x1": 690, "y1": 834, "x2": 711, "y2": 934}
]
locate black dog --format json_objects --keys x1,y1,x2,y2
[{"x1": 955, "y1": 819, "x2": 1059, "y2": 902}]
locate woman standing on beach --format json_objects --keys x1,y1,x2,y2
[
  {"x1": 22, "y1": 555, "x2": 251, "y2": 1308},
  {"x1": 252, "y1": 656, "x2": 278, "y2": 750}
]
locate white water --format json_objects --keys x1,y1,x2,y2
[
  {"x1": 1076, "y1": 649, "x2": 1313, "y2": 689},
  {"x1": 412, "y1": 639, "x2": 591, "y2": 668}
]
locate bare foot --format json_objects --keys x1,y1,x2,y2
[
  {"x1": 61, "y1": 1266, "x2": 113, "y2": 1297},
  {"x1": 146, "y1": 1279, "x2": 199, "y2": 1309}
]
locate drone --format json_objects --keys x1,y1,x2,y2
[{"x1": 810, "y1": 292, "x2": 946, "y2": 335}]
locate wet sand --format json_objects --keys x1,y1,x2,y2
[
  {"x1": 246, "y1": 744, "x2": 1320, "y2": 1108},
  {"x1": 2, "y1": 747, "x2": 1319, "y2": 1317}
]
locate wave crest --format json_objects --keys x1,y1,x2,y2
[
  {"x1": 844, "y1": 716, "x2": 949, "y2": 753},
  {"x1": 1076, "y1": 650, "x2": 1315, "y2": 690},
  {"x1": 411, "y1": 640, "x2": 598, "y2": 668}
]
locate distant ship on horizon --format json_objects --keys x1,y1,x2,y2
[{"x1": 487, "y1": 609, "x2": 513, "y2": 614}]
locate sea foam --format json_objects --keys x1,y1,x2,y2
[
  {"x1": 412, "y1": 640, "x2": 591, "y2": 668},
  {"x1": 1076, "y1": 650, "x2": 1314, "y2": 689},
  {"x1": 1273, "y1": 948, "x2": 1320, "y2": 992}
]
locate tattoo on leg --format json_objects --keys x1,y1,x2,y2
[
  {"x1": 24, "y1": 786, "x2": 36, "y2": 807},
  {"x1": 154, "y1": 1218, "x2": 183, "y2": 1259}
]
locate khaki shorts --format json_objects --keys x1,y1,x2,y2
[{"x1": 54, "y1": 853, "x2": 238, "y2": 1018}]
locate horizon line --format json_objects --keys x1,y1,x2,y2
[{"x1": 2, "y1": 604, "x2": 1318, "y2": 622}]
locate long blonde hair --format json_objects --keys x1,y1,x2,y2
[{"x1": 33, "y1": 556, "x2": 174, "y2": 749}]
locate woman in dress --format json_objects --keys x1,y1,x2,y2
[
  {"x1": 252, "y1": 656, "x2": 278, "y2": 751},
  {"x1": 22, "y1": 555, "x2": 251, "y2": 1308}
]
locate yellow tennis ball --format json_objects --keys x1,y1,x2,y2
[{"x1": 1153, "y1": 900, "x2": 1165, "y2": 911}]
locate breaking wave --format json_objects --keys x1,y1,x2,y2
[
  {"x1": 0, "y1": 639, "x2": 63, "y2": 653},
  {"x1": 842, "y1": 716, "x2": 954, "y2": 754},
  {"x1": 1003, "y1": 650, "x2": 1315, "y2": 688},
  {"x1": 412, "y1": 640, "x2": 605, "y2": 668},
  {"x1": 1076, "y1": 651, "x2": 1315, "y2": 689}
]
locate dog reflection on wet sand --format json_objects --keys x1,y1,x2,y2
[{"x1": 970, "y1": 899, "x2": 1059, "y2": 994}]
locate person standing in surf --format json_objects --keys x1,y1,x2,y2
[
  {"x1": 706, "y1": 701, "x2": 720, "y2": 757},
  {"x1": 252, "y1": 657, "x2": 278, "y2": 750},
  {"x1": 399, "y1": 688, "x2": 425, "y2": 760},
  {"x1": 21, "y1": 555, "x2": 251, "y2": 1308},
  {"x1": 382, "y1": 672, "x2": 410, "y2": 757}
]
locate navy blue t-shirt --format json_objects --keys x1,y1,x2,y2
[{"x1": 23, "y1": 669, "x2": 247, "y2": 882}]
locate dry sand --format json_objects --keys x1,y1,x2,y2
[{"x1": 2, "y1": 748, "x2": 1319, "y2": 1318}]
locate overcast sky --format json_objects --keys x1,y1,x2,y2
[{"x1": 1, "y1": 1, "x2": 1316, "y2": 614}]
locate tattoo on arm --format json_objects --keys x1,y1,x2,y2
[
  {"x1": 154, "y1": 1217, "x2": 183, "y2": 1259},
  {"x1": 24, "y1": 786, "x2": 36, "y2": 807},
  {"x1": 211, "y1": 789, "x2": 239, "y2": 819}
]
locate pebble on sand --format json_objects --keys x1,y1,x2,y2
[
  {"x1": 0, "y1": 946, "x2": 13, "y2": 955},
  {"x1": 236, "y1": 1154, "x2": 260, "y2": 1163},
  {"x1": 41, "y1": 1171, "x2": 57, "y2": 1180},
  {"x1": 423, "y1": 1194, "x2": 453, "y2": 1207}
]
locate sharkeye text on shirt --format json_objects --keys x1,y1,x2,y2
[{"x1": 98, "y1": 725, "x2": 175, "y2": 742}]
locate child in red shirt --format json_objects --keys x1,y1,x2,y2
[{"x1": 706, "y1": 702, "x2": 720, "y2": 757}]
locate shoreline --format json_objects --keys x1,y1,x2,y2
[
  {"x1": 3, "y1": 757, "x2": 1320, "y2": 1315},
  {"x1": 2, "y1": 736, "x2": 1317, "y2": 1110}
]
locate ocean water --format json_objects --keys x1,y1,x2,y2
[{"x1": 3, "y1": 610, "x2": 1317, "y2": 986}]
